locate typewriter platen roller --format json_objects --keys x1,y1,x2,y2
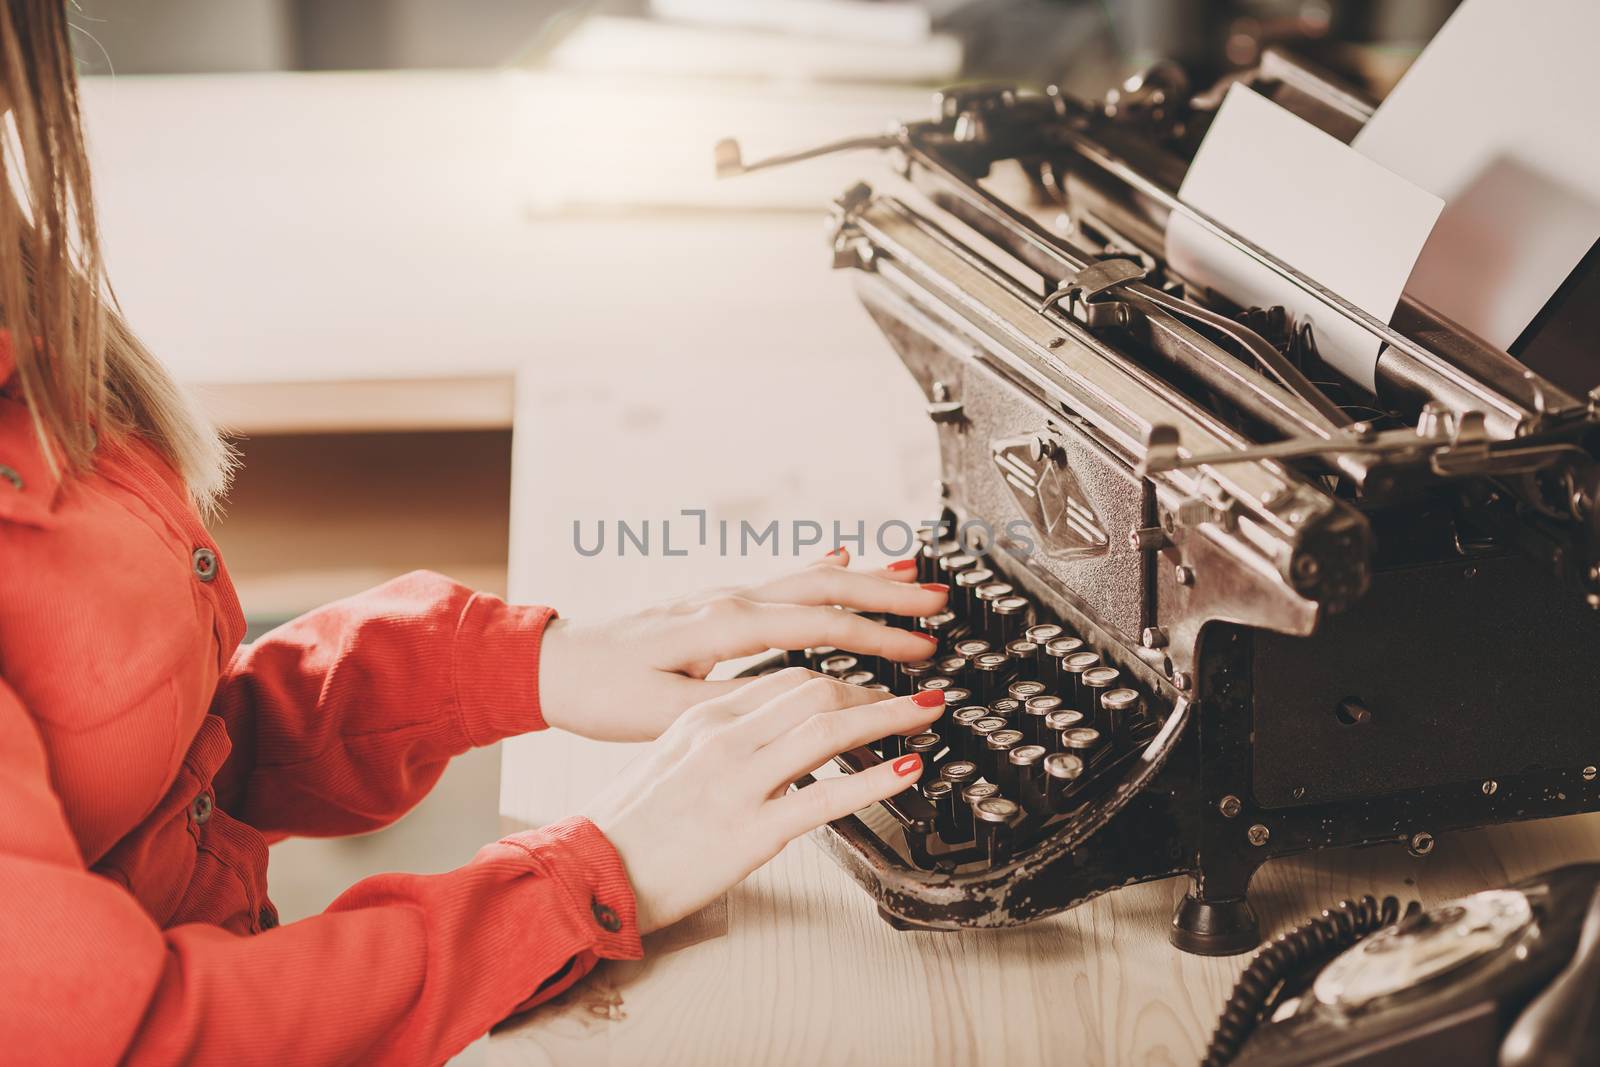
[{"x1": 726, "y1": 51, "x2": 1600, "y2": 955}]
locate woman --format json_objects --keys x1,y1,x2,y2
[{"x1": 0, "y1": 4, "x2": 950, "y2": 1063}]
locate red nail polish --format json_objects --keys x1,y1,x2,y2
[
  {"x1": 826, "y1": 547, "x2": 848, "y2": 559},
  {"x1": 893, "y1": 754, "x2": 922, "y2": 777},
  {"x1": 887, "y1": 559, "x2": 918, "y2": 573},
  {"x1": 921, "y1": 583, "x2": 949, "y2": 593},
  {"x1": 910, "y1": 631, "x2": 939, "y2": 644},
  {"x1": 912, "y1": 690, "x2": 945, "y2": 708}
]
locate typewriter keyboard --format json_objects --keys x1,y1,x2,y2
[{"x1": 782, "y1": 538, "x2": 1165, "y2": 872}]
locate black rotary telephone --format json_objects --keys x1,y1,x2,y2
[{"x1": 1207, "y1": 864, "x2": 1600, "y2": 1067}]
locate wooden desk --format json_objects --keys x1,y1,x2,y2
[{"x1": 485, "y1": 814, "x2": 1600, "y2": 1066}]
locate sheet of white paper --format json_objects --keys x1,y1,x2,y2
[
  {"x1": 1353, "y1": 0, "x2": 1600, "y2": 351},
  {"x1": 1166, "y1": 83, "x2": 1443, "y2": 391}
]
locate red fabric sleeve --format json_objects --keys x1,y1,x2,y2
[
  {"x1": 0, "y1": 677, "x2": 644, "y2": 1065},
  {"x1": 210, "y1": 570, "x2": 554, "y2": 838}
]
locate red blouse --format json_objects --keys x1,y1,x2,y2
[{"x1": 0, "y1": 355, "x2": 642, "y2": 1064}]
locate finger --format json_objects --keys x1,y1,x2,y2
[
  {"x1": 747, "y1": 690, "x2": 944, "y2": 786},
  {"x1": 764, "y1": 752, "x2": 928, "y2": 841},
  {"x1": 813, "y1": 547, "x2": 850, "y2": 567},
  {"x1": 882, "y1": 557, "x2": 920, "y2": 582},
  {"x1": 673, "y1": 599, "x2": 941, "y2": 665},
  {"x1": 686, "y1": 665, "x2": 822, "y2": 719},
  {"x1": 724, "y1": 673, "x2": 899, "y2": 748},
  {"x1": 743, "y1": 564, "x2": 950, "y2": 618},
  {"x1": 647, "y1": 668, "x2": 820, "y2": 761}
]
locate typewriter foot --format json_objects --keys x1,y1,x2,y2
[
  {"x1": 876, "y1": 905, "x2": 947, "y2": 932},
  {"x1": 1169, "y1": 893, "x2": 1260, "y2": 956}
]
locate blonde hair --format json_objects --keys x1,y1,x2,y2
[{"x1": 2, "y1": 2, "x2": 231, "y2": 509}]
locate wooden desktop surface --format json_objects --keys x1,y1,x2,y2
[
  {"x1": 485, "y1": 812, "x2": 1600, "y2": 1067},
  {"x1": 83, "y1": 72, "x2": 1600, "y2": 1067}
]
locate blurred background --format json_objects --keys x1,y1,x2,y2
[
  {"x1": 71, "y1": 0, "x2": 1458, "y2": 89},
  {"x1": 61, "y1": 2, "x2": 1461, "y2": 1058}
]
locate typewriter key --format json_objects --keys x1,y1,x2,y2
[
  {"x1": 1007, "y1": 678, "x2": 1046, "y2": 703},
  {"x1": 1061, "y1": 651, "x2": 1102, "y2": 706},
  {"x1": 952, "y1": 637, "x2": 992, "y2": 660},
  {"x1": 898, "y1": 657, "x2": 937, "y2": 693},
  {"x1": 938, "y1": 688, "x2": 971, "y2": 722},
  {"x1": 939, "y1": 763, "x2": 980, "y2": 831},
  {"x1": 904, "y1": 733, "x2": 943, "y2": 785},
  {"x1": 1008, "y1": 744, "x2": 1049, "y2": 813},
  {"x1": 972, "y1": 579, "x2": 1011, "y2": 639},
  {"x1": 913, "y1": 527, "x2": 940, "y2": 581},
  {"x1": 939, "y1": 759, "x2": 979, "y2": 789},
  {"x1": 969, "y1": 716, "x2": 1008, "y2": 767},
  {"x1": 1080, "y1": 665, "x2": 1121, "y2": 731},
  {"x1": 1043, "y1": 752, "x2": 1086, "y2": 811},
  {"x1": 804, "y1": 646, "x2": 838, "y2": 670},
  {"x1": 1004, "y1": 639, "x2": 1040, "y2": 668},
  {"x1": 919, "y1": 610, "x2": 960, "y2": 646},
  {"x1": 1022, "y1": 694, "x2": 1064, "y2": 746},
  {"x1": 974, "y1": 797, "x2": 1023, "y2": 866},
  {"x1": 1043, "y1": 634, "x2": 1085, "y2": 658},
  {"x1": 954, "y1": 568, "x2": 994, "y2": 617},
  {"x1": 920, "y1": 538, "x2": 963, "y2": 583},
  {"x1": 937, "y1": 656, "x2": 970, "y2": 689},
  {"x1": 819, "y1": 654, "x2": 859, "y2": 678},
  {"x1": 1063, "y1": 726, "x2": 1104, "y2": 764},
  {"x1": 918, "y1": 675, "x2": 956, "y2": 692},
  {"x1": 1024, "y1": 623, "x2": 1064, "y2": 645},
  {"x1": 1101, "y1": 687, "x2": 1142, "y2": 743},
  {"x1": 1043, "y1": 635, "x2": 1086, "y2": 687},
  {"x1": 988, "y1": 697, "x2": 1022, "y2": 720},
  {"x1": 974, "y1": 583, "x2": 1014, "y2": 638},
  {"x1": 1044, "y1": 708, "x2": 1087, "y2": 750},
  {"x1": 958, "y1": 781, "x2": 1000, "y2": 842},
  {"x1": 842, "y1": 670, "x2": 877, "y2": 686},
  {"x1": 938, "y1": 553, "x2": 978, "y2": 579},
  {"x1": 950, "y1": 707, "x2": 988, "y2": 761},
  {"x1": 861, "y1": 683, "x2": 893, "y2": 693},
  {"x1": 970, "y1": 651, "x2": 1012, "y2": 703},
  {"x1": 985, "y1": 728, "x2": 1025, "y2": 790},
  {"x1": 989, "y1": 594, "x2": 1030, "y2": 647},
  {"x1": 922, "y1": 779, "x2": 962, "y2": 845}
]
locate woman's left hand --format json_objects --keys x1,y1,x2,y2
[{"x1": 536, "y1": 551, "x2": 949, "y2": 741}]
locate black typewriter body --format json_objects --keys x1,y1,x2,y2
[{"x1": 729, "y1": 52, "x2": 1600, "y2": 954}]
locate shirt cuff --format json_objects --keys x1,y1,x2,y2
[
  {"x1": 452, "y1": 593, "x2": 558, "y2": 745},
  {"x1": 500, "y1": 817, "x2": 644, "y2": 1011}
]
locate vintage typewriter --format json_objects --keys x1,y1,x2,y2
[{"x1": 721, "y1": 51, "x2": 1600, "y2": 955}]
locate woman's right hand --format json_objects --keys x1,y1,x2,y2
[{"x1": 582, "y1": 667, "x2": 944, "y2": 934}]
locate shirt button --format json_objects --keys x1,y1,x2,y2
[
  {"x1": 591, "y1": 900, "x2": 622, "y2": 933},
  {"x1": 191, "y1": 547, "x2": 218, "y2": 583},
  {"x1": 191, "y1": 793, "x2": 214, "y2": 824},
  {"x1": 0, "y1": 464, "x2": 21, "y2": 490}
]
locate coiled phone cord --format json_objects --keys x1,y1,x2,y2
[{"x1": 1201, "y1": 894, "x2": 1421, "y2": 1067}]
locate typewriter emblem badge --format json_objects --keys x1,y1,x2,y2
[{"x1": 991, "y1": 434, "x2": 1108, "y2": 557}]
